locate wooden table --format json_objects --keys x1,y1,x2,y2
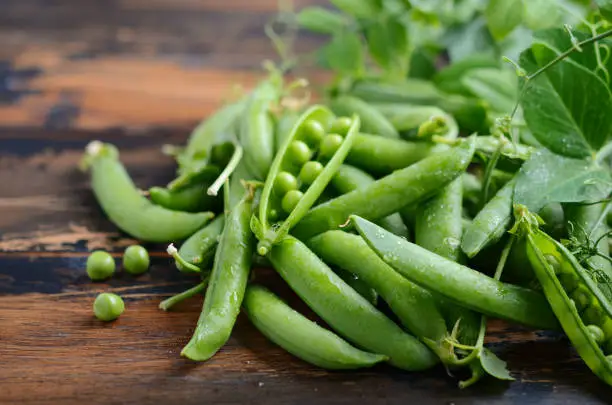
[{"x1": 0, "y1": 1, "x2": 610, "y2": 404}]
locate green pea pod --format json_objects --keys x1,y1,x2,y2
[
  {"x1": 269, "y1": 236, "x2": 438, "y2": 371},
  {"x1": 292, "y1": 137, "x2": 476, "y2": 241},
  {"x1": 352, "y1": 215, "x2": 559, "y2": 330},
  {"x1": 307, "y1": 231, "x2": 452, "y2": 362},
  {"x1": 564, "y1": 203, "x2": 612, "y2": 297},
  {"x1": 348, "y1": 79, "x2": 489, "y2": 133},
  {"x1": 239, "y1": 79, "x2": 280, "y2": 180},
  {"x1": 461, "y1": 178, "x2": 516, "y2": 258},
  {"x1": 331, "y1": 164, "x2": 409, "y2": 238},
  {"x1": 243, "y1": 284, "x2": 388, "y2": 369},
  {"x1": 329, "y1": 95, "x2": 399, "y2": 138},
  {"x1": 333, "y1": 267, "x2": 378, "y2": 306},
  {"x1": 346, "y1": 133, "x2": 442, "y2": 176},
  {"x1": 174, "y1": 216, "x2": 225, "y2": 273},
  {"x1": 177, "y1": 101, "x2": 245, "y2": 175},
  {"x1": 275, "y1": 110, "x2": 300, "y2": 153},
  {"x1": 373, "y1": 104, "x2": 450, "y2": 132},
  {"x1": 523, "y1": 217, "x2": 612, "y2": 386},
  {"x1": 149, "y1": 183, "x2": 221, "y2": 213},
  {"x1": 255, "y1": 105, "x2": 360, "y2": 255},
  {"x1": 181, "y1": 188, "x2": 255, "y2": 361},
  {"x1": 81, "y1": 141, "x2": 214, "y2": 243}
]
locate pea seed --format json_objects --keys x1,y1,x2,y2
[
  {"x1": 329, "y1": 117, "x2": 352, "y2": 136},
  {"x1": 282, "y1": 190, "x2": 304, "y2": 213},
  {"x1": 123, "y1": 245, "x2": 150, "y2": 275},
  {"x1": 275, "y1": 171, "x2": 298, "y2": 195},
  {"x1": 586, "y1": 324, "x2": 605, "y2": 344},
  {"x1": 319, "y1": 134, "x2": 344, "y2": 159},
  {"x1": 299, "y1": 161, "x2": 324, "y2": 186},
  {"x1": 288, "y1": 141, "x2": 312, "y2": 166},
  {"x1": 301, "y1": 119, "x2": 326, "y2": 146},
  {"x1": 86, "y1": 251, "x2": 116, "y2": 281},
  {"x1": 269, "y1": 208, "x2": 280, "y2": 222},
  {"x1": 93, "y1": 292, "x2": 125, "y2": 321},
  {"x1": 559, "y1": 272, "x2": 580, "y2": 292},
  {"x1": 544, "y1": 254, "x2": 562, "y2": 274},
  {"x1": 572, "y1": 285, "x2": 593, "y2": 311}
]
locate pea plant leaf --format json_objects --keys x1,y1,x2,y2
[
  {"x1": 322, "y1": 29, "x2": 365, "y2": 76},
  {"x1": 365, "y1": 14, "x2": 410, "y2": 78},
  {"x1": 484, "y1": 0, "x2": 523, "y2": 41},
  {"x1": 595, "y1": 0, "x2": 612, "y2": 22},
  {"x1": 519, "y1": 40, "x2": 612, "y2": 158},
  {"x1": 513, "y1": 148, "x2": 612, "y2": 212},
  {"x1": 330, "y1": 0, "x2": 382, "y2": 19},
  {"x1": 443, "y1": 17, "x2": 497, "y2": 62},
  {"x1": 296, "y1": 7, "x2": 348, "y2": 34},
  {"x1": 479, "y1": 348, "x2": 515, "y2": 381},
  {"x1": 522, "y1": 0, "x2": 561, "y2": 31}
]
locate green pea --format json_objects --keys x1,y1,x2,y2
[
  {"x1": 93, "y1": 292, "x2": 125, "y2": 321},
  {"x1": 275, "y1": 171, "x2": 299, "y2": 195},
  {"x1": 269, "y1": 208, "x2": 280, "y2": 222},
  {"x1": 210, "y1": 141, "x2": 235, "y2": 167},
  {"x1": 123, "y1": 245, "x2": 150, "y2": 275},
  {"x1": 587, "y1": 324, "x2": 605, "y2": 344},
  {"x1": 288, "y1": 140, "x2": 312, "y2": 166},
  {"x1": 572, "y1": 285, "x2": 593, "y2": 311},
  {"x1": 86, "y1": 251, "x2": 116, "y2": 281},
  {"x1": 544, "y1": 254, "x2": 562, "y2": 274},
  {"x1": 559, "y1": 272, "x2": 580, "y2": 292},
  {"x1": 330, "y1": 117, "x2": 352, "y2": 136},
  {"x1": 282, "y1": 190, "x2": 304, "y2": 213},
  {"x1": 299, "y1": 161, "x2": 324, "y2": 186},
  {"x1": 319, "y1": 134, "x2": 344, "y2": 159},
  {"x1": 301, "y1": 119, "x2": 326, "y2": 146}
]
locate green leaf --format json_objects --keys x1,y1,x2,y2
[
  {"x1": 519, "y1": 44, "x2": 612, "y2": 158},
  {"x1": 296, "y1": 7, "x2": 348, "y2": 34},
  {"x1": 330, "y1": 0, "x2": 382, "y2": 18},
  {"x1": 365, "y1": 15, "x2": 410, "y2": 77},
  {"x1": 485, "y1": 0, "x2": 523, "y2": 41},
  {"x1": 323, "y1": 29, "x2": 365, "y2": 76},
  {"x1": 479, "y1": 348, "x2": 515, "y2": 381},
  {"x1": 461, "y1": 68, "x2": 518, "y2": 113},
  {"x1": 522, "y1": 0, "x2": 561, "y2": 30},
  {"x1": 513, "y1": 149, "x2": 612, "y2": 212},
  {"x1": 443, "y1": 17, "x2": 497, "y2": 62},
  {"x1": 595, "y1": 0, "x2": 612, "y2": 22}
]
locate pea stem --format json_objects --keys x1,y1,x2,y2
[
  {"x1": 159, "y1": 278, "x2": 209, "y2": 311},
  {"x1": 167, "y1": 243, "x2": 202, "y2": 273},
  {"x1": 207, "y1": 143, "x2": 244, "y2": 196},
  {"x1": 481, "y1": 143, "x2": 503, "y2": 206}
]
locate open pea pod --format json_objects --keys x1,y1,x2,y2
[
  {"x1": 521, "y1": 206, "x2": 612, "y2": 386},
  {"x1": 253, "y1": 105, "x2": 360, "y2": 255}
]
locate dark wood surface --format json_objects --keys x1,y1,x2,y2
[{"x1": 1, "y1": 1, "x2": 611, "y2": 404}]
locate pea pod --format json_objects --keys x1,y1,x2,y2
[
  {"x1": 307, "y1": 231, "x2": 453, "y2": 362},
  {"x1": 173, "y1": 216, "x2": 225, "y2": 273},
  {"x1": 372, "y1": 104, "x2": 451, "y2": 133},
  {"x1": 522, "y1": 211, "x2": 612, "y2": 386},
  {"x1": 149, "y1": 183, "x2": 221, "y2": 213},
  {"x1": 275, "y1": 110, "x2": 300, "y2": 152},
  {"x1": 269, "y1": 236, "x2": 438, "y2": 371},
  {"x1": 239, "y1": 78, "x2": 281, "y2": 180},
  {"x1": 352, "y1": 215, "x2": 559, "y2": 330},
  {"x1": 329, "y1": 95, "x2": 399, "y2": 138},
  {"x1": 331, "y1": 164, "x2": 409, "y2": 238},
  {"x1": 181, "y1": 188, "x2": 255, "y2": 361},
  {"x1": 243, "y1": 284, "x2": 387, "y2": 369},
  {"x1": 346, "y1": 133, "x2": 442, "y2": 176},
  {"x1": 292, "y1": 137, "x2": 476, "y2": 241},
  {"x1": 461, "y1": 178, "x2": 516, "y2": 258},
  {"x1": 81, "y1": 141, "x2": 215, "y2": 243},
  {"x1": 254, "y1": 105, "x2": 360, "y2": 255},
  {"x1": 333, "y1": 267, "x2": 378, "y2": 306},
  {"x1": 348, "y1": 79, "x2": 489, "y2": 133}
]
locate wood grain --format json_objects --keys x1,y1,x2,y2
[{"x1": 1, "y1": 1, "x2": 611, "y2": 404}]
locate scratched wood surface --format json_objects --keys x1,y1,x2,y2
[{"x1": 0, "y1": 1, "x2": 611, "y2": 404}]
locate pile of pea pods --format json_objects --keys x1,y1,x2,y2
[{"x1": 80, "y1": 68, "x2": 612, "y2": 388}]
